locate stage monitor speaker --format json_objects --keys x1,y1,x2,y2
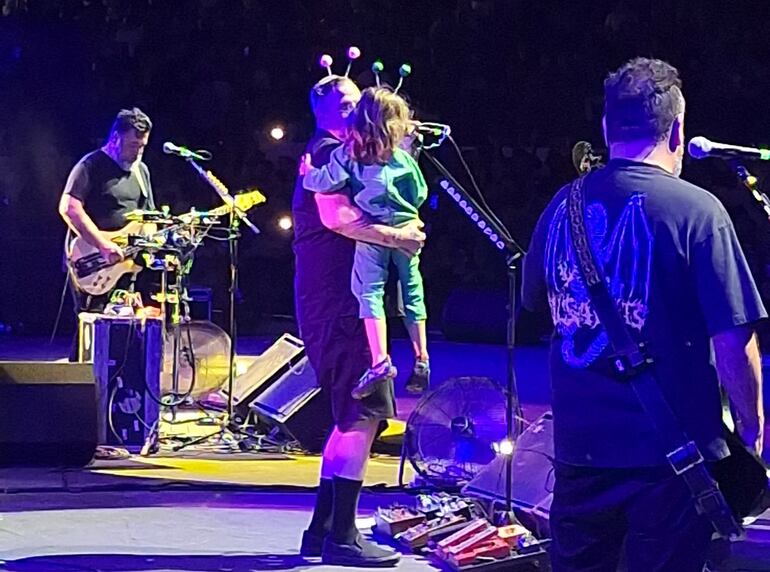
[
  {"x1": 0, "y1": 361, "x2": 97, "y2": 467},
  {"x1": 250, "y1": 355, "x2": 332, "y2": 453},
  {"x1": 228, "y1": 333, "x2": 306, "y2": 424},
  {"x1": 463, "y1": 411, "x2": 554, "y2": 538}
]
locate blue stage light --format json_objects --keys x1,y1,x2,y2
[{"x1": 438, "y1": 179, "x2": 506, "y2": 251}]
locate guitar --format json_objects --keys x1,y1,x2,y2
[
  {"x1": 67, "y1": 190, "x2": 266, "y2": 296},
  {"x1": 67, "y1": 221, "x2": 152, "y2": 296}
]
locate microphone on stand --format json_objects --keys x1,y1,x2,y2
[
  {"x1": 413, "y1": 122, "x2": 451, "y2": 138},
  {"x1": 572, "y1": 141, "x2": 603, "y2": 174},
  {"x1": 412, "y1": 122, "x2": 451, "y2": 150},
  {"x1": 162, "y1": 142, "x2": 212, "y2": 161},
  {"x1": 688, "y1": 136, "x2": 770, "y2": 161}
]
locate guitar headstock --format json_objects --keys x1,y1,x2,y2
[{"x1": 207, "y1": 188, "x2": 267, "y2": 217}]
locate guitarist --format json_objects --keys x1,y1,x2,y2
[
  {"x1": 59, "y1": 108, "x2": 155, "y2": 354},
  {"x1": 523, "y1": 58, "x2": 765, "y2": 572}
]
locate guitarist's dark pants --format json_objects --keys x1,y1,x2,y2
[
  {"x1": 550, "y1": 462, "x2": 713, "y2": 572},
  {"x1": 68, "y1": 271, "x2": 158, "y2": 361}
]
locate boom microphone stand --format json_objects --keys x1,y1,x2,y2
[
  {"x1": 420, "y1": 141, "x2": 526, "y2": 514},
  {"x1": 177, "y1": 158, "x2": 260, "y2": 448}
]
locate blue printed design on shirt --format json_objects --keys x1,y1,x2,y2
[{"x1": 545, "y1": 193, "x2": 653, "y2": 368}]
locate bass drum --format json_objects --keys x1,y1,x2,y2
[{"x1": 161, "y1": 321, "x2": 231, "y2": 400}]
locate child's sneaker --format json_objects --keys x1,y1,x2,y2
[
  {"x1": 405, "y1": 359, "x2": 430, "y2": 394},
  {"x1": 351, "y1": 356, "x2": 397, "y2": 400}
]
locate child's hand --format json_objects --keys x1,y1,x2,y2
[{"x1": 298, "y1": 153, "x2": 313, "y2": 176}]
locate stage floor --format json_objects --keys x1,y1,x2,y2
[
  {"x1": 0, "y1": 334, "x2": 551, "y2": 571},
  {"x1": 1, "y1": 489, "x2": 436, "y2": 571},
  {"x1": 3, "y1": 335, "x2": 770, "y2": 571}
]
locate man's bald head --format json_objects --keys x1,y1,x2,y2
[{"x1": 309, "y1": 75, "x2": 361, "y2": 134}]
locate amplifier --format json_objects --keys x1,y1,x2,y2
[{"x1": 88, "y1": 315, "x2": 163, "y2": 450}]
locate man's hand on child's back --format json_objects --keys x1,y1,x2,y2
[{"x1": 394, "y1": 219, "x2": 426, "y2": 257}]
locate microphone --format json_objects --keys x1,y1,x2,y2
[
  {"x1": 413, "y1": 122, "x2": 451, "y2": 138},
  {"x1": 572, "y1": 141, "x2": 602, "y2": 174},
  {"x1": 688, "y1": 136, "x2": 770, "y2": 161},
  {"x1": 162, "y1": 142, "x2": 211, "y2": 161}
]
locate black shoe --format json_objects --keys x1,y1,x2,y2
[
  {"x1": 405, "y1": 359, "x2": 430, "y2": 395},
  {"x1": 322, "y1": 534, "x2": 400, "y2": 567},
  {"x1": 351, "y1": 357, "x2": 397, "y2": 400},
  {"x1": 299, "y1": 529, "x2": 325, "y2": 557}
]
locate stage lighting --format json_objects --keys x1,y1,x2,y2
[
  {"x1": 277, "y1": 215, "x2": 293, "y2": 231},
  {"x1": 269, "y1": 126, "x2": 285, "y2": 141},
  {"x1": 493, "y1": 438, "x2": 515, "y2": 456},
  {"x1": 439, "y1": 179, "x2": 506, "y2": 252}
]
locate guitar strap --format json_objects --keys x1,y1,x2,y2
[
  {"x1": 565, "y1": 174, "x2": 743, "y2": 539},
  {"x1": 131, "y1": 161, "x2": 154, "y2": 209}
]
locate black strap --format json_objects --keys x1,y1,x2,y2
[{"x1": 566, "y1": 175, "x2": 742, "y2": 539}]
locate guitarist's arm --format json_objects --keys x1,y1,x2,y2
[
  {"x1": 58, "y1": 164, "x2": 123, "y2": 264},
  {"x1": 713, "y1": 325, "x2": 765, "y2": 455}
]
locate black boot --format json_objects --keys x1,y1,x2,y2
[
  {"x1": 323, "y1": 476, "x2": 400, "y2": 566},
  {"x1": 300, "y1": 477, "x2": 333, "y2": 557}
]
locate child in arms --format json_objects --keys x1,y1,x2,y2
[{"x1": 300, "y1": 86, "x2": 430, "y2": 399}]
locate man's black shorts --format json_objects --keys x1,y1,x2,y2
[{"x1": 302, "y1": 315, "x2": 396, "y2": 431}]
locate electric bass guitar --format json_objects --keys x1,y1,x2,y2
[{"x1": 67, "y1": 190, "x2": 266, "y2": 296}]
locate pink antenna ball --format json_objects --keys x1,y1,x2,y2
[
  {"x1": 347, "y1": 46, "x2": 361, "y2": 60},
  {"x1": 319, "y1": 54, "x2": 333, "y2": 68}
]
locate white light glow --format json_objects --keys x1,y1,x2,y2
[{"x1": 269, "y1": 126, "x2": 285, "y2": 141}]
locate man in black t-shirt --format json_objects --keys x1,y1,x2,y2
[
  {"x1": 293, "y1": 75, "x2": 424, "y2": 567},
  {"x1": 523, "y1": 58, "x2": 765, "y2": 571},
  {"x1": 59, "y1": 108, "x2": 155, "y2": 353}
]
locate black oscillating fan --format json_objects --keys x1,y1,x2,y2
[{"x1": 404, "y1": 376, "x2": 509, "y2": 486}]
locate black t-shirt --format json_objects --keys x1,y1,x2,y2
[
  {"x1": 63, "y1": 149, "x2": 154, "y2": 231},
  {"x1": 292, "y1": 130, "x2": 360, "y2": 327},
  {"x1": 523, "y1": 159, "x2": 767, "y2": 467}
]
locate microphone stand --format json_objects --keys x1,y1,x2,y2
[
  {"x1": 421, "y1": 147, "x2": 526, "y2": 515},
  {"x1": 178, "y1": 159, "x2": 260, "y2": 449}
]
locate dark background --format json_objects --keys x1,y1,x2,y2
[{"x1": 1, "y1": 0, "x2": 769, "y2": 342}]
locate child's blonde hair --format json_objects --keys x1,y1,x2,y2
[{"x1": 345, "y1": 87, "x2": 411, "y2": 165}]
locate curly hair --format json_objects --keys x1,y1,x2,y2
[
  {"x1": 604, "y1": 58, "x2": 684, "y2": 144},
  {"x1": 345, "y1": 87, "x2": 411, "y2": 165}
]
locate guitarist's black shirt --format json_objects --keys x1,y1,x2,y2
[
  {"x1": 523, "y1": 159, "x2": 767, "y2": 467},
  {"x1": 64, "y1": 149, "x2": 154, "y2": 231}
]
